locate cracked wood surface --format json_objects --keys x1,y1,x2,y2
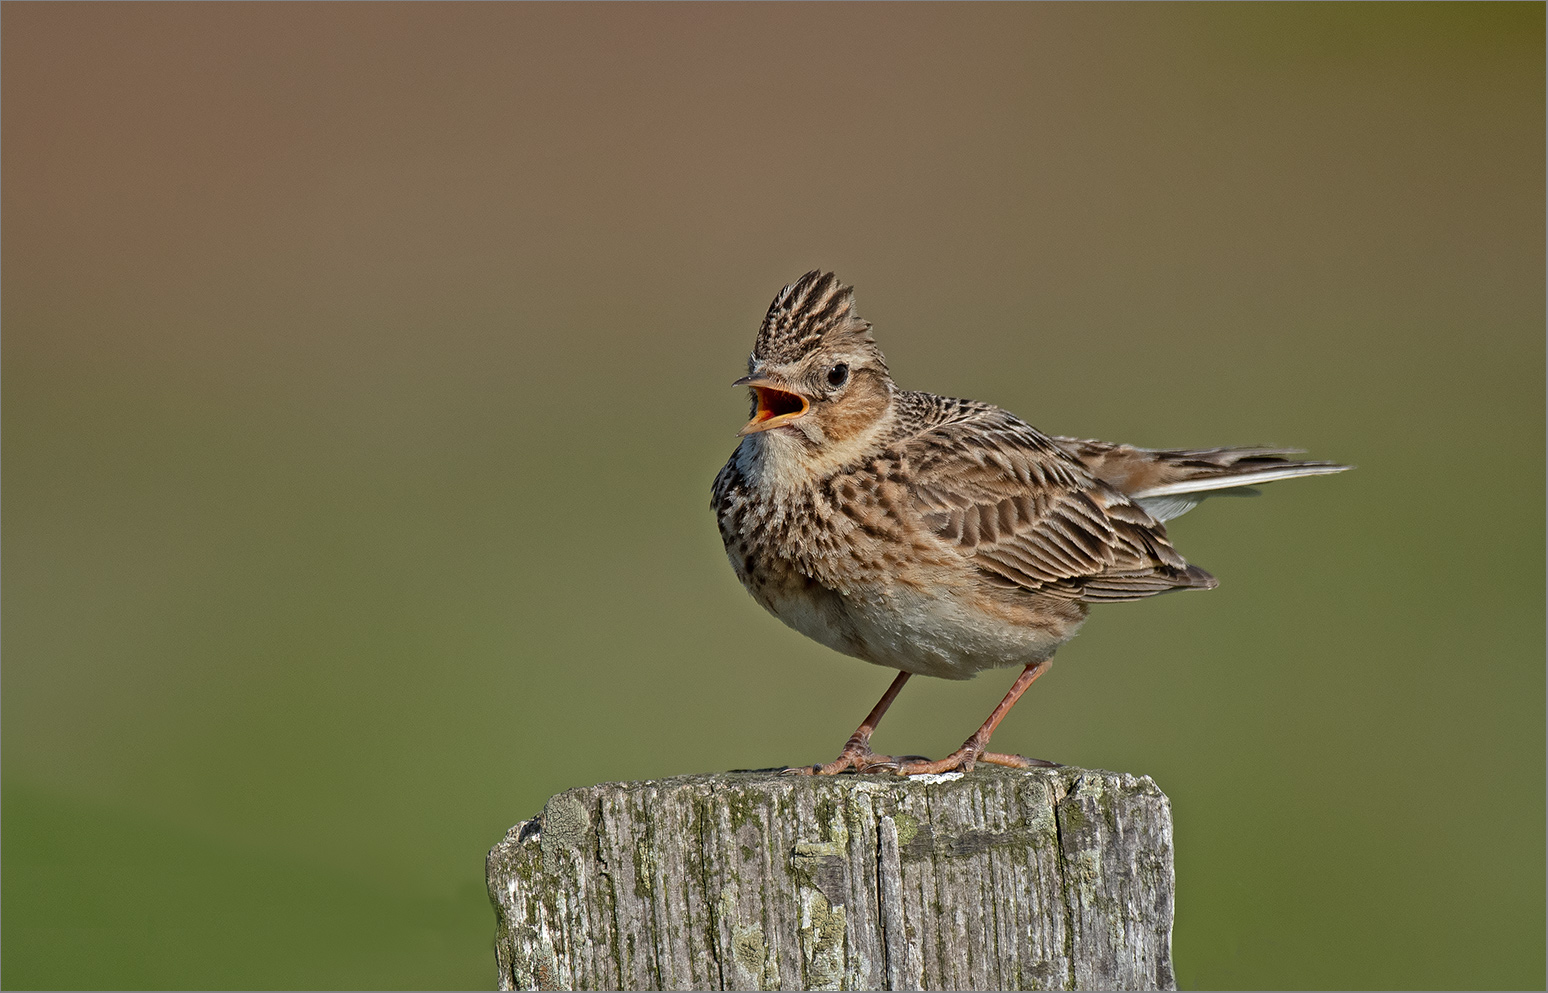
[{"x1": 486, "y1": 767, "x2": 1175, "y2": 991}]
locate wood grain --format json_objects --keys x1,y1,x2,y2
[{"x1": 487, "y1": 766, "x2": 1175, "y2": 991}]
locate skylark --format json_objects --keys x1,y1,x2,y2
[{"x1": 712, "y1": 271, "x2": 1349, "y2": 776}]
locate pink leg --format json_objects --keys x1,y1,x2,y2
[
  {"x1": 787, "y1": 670, "x2": 913, "y2": 775},
  {"x1": 894, "y1": 661, "x2": 1056, "y2": 775}
]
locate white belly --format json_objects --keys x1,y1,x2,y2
[{"x1": 759, "y1": 581, "x2": 1077, "y2": 681}]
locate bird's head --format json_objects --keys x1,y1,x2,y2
[{"x1": 734, "y1": 271, "x2": 894, "y2": 453}]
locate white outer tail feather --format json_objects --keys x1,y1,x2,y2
[
  {"x1": 1130, "y1": 464, "x2": 1351, "y2": 522},
  {"x1": 1131, "y1": 463, "x2": 1351, "y2": 499}
]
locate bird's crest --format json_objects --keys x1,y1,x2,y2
[{"x1": 752, "y1": 271, "x2": 881, "y2": 366}]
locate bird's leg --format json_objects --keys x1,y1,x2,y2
[
  {"x1": 787, "y1": 670, "x2": 912, "y2": 775},
  {"x1": 895, "y1": 661, "x2": 1058, "y2": 775}
]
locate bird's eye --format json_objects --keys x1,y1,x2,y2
[{"x1": 827, "y1": 363, "x2": 850, "y2": 388}]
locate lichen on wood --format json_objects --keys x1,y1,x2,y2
[{"x1": 487, "y1": 766, "x2": 1175, "y2": 991}]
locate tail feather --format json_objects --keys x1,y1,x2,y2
[
  {"x1": 1131, "y1": 462, "x2": 1350, "y2": 499},
  {"x1": 1052, "y1": 437, "x2": 1352, "y2": 523}
]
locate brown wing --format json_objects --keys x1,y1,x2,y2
[{"x1": 907, "y1": 408, "x2": 1216, "y2": 603}]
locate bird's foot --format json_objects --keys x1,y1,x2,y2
[
  {"x1": 783, "y1": 742, "x2": 914, "y2": 776},
  {"x1": 786, "y1": 745, "x2": 1059, "y2": 776},
  {"x1": 979, "y1": 751, "x2": 1060, "y2": 769},
  {"x1": 892, "y1": 744, "x2": 1060, "y2": 776},
  {"x1": 891, "y1": 749, "x2": 977, "y2": 776}
]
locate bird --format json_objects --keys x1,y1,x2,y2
[{"x1": 711, "y1": 271, "x2": 1349, "y2": 776}]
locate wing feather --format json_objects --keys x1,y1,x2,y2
[{"x1": 905, "y1": 406, "x2": 1216, "y2": 603}]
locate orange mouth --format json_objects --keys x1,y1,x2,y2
[{"x1": 738, "y1": 382, "x2": 810, "y2": 435}]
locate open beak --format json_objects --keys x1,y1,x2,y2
[{"x1": 733, "y1": 375, "x2": 810, "y2": 436}]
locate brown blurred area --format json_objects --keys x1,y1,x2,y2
[{"x1": 4, "y1": 4, "x2": 1542, "y2": 988}]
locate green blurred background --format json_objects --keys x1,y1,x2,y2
[{"x1": 4, "y1": 4, "x2": 1542, "y2": 989}]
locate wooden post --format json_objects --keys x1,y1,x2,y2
[{"x1": 487, "y1": 766, "x2": 1175, "y2": 991}]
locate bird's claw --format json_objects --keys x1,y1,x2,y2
[
  {"x1": 784, "y1": 744, "x2": 913, "y2": 776},
  {"x1": 980, "y1": 751, "x2": 1061, "y2": 769}
]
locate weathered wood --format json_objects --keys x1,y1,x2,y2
[{"x1": 487, "y1": 766, "x2": 1175, "y2": 991}]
